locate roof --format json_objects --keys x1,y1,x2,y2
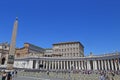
[
  {"x1": 44, "y1": 48, "x2": 52, "y2": 50},
  {"x1": 53, "y1": 41, "x2": 84, "y2": 48},
  {"x1": 24, "y1": 42, "x2": 44, "y2": 50},
  {"x1": 0, "y1": 42, "x2": 9, "y2": 46}
]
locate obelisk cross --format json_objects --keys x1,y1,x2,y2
[{"x1": 7, "y1": 18, "x2": 18, "y2": 70}]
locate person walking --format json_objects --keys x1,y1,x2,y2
[
  {"x1": 105, "y1": 74, "x2": 110, "y2": 80},
  {"x1": 2, "y1": 71, "x2": 7, "y2": 80},
  {"x1": 7, "y1": 72, "x2": 12, "y2": 80},
  {"x1": 99, "y1": 73, "x2": 105, "y2": 80}
]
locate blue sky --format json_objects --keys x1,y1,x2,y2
[{"x1": 0, "y1": 0, "x2": 120, "y2": 56}]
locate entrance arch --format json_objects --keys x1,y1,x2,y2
[{"x1": 1, "y1": 57, "x2": 6, "y2": 65}]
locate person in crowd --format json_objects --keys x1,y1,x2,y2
[
  {"x1": 46, "y1": 71, "x2": 49, "y2": 75},
  {"x1": 99, "y1": 73, "x2": 105, "y2": 80},
  {"x1": 15, "y1": 70, "x2": 17, "y2": 77},
  {"x1": 105, "y1": 74, "x2": 110, "y2": 80},
  {"x1": 7, "y1": 72, "x2": 12, "y2": 80},
  {"x1": 111, "y1": 72, "x2": 115, "y2": 80},
  {"x1": 2, "y1": 71, "x2": 7, "y2": 80}
]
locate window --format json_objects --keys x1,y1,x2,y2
[
  {"x1": 59, "y1": 49, "x2": 61, "y2": 52},
  {"x1": 73, "y1": 53, "x2": 75, "y2": 56},
  {"x1": 67, "y1": 48, "x2": 69, "y2": 51},
  {"x1": 76, "y1": 48, "x2": 78, "y2": 51},
  {"x1": 4, "y1": 46, "x2": 7, "y2": 49},
  {"x1": 62, "y1": 49, "x2": 63, "y2": 52},
  {"x1": 77, "y1": 53, "x2": 79, "y2": 56},
  {"x1": 73, "y1": 48, "x2": 75, "y2": 51},
  {"x1": 71, "y1": 48, "x2": 72, "y2": 51},
  {"x1": 17, "y1": 53, "x2": 20, "y2": 57},
  {"x1": 1, "y1": 57, "x2": 6, "y2": 65},
  {"x1": 65, "y1": 49, "x2": 66, "y2": 51}
]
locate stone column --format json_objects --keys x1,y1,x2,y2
[
  {"x1": 84, "y1": 60, "x2": 87, "y2": 70},
  {"x1": 80, "y1": 61, "x2": 82, "y2": 70},
  {"x1": 46, "y1": 61, "x2": 48, "y2": 70},
  {"x1": 67, "y1": 61, "x2": 69, "y2": 70},
  {"x1": 81, "y1": 61, "x2": 83, "y2": 70},
  {"x1": 118, "y1": 60, "x2": 120, "y2": 70},
  {"x1": 87, "y1": 60, "x2": 91, "y2": 70},
  {"x1": 72, "y1": 61, "x2": 74, "y2": 70},
  {"x1": 26, "y1": 61, "x2": 29, "y2": 68},
  {"x1": 104, "y1": 60, "x2": 107, "y2": 70},
  {"x1": 29, "y1": 60, "x2": 33, "y2": 69},
  {"x1": 98, "y1": 60, "x2": 100, "y2": 70},
  {"x1": 78, "y1": 61, "x2": 80, "y2": 70},
  {"x1": 54, "y1": 61, "x2": 56, "y2": 70},
  {"x1": 101, "y1": 60, "x2": 104, "y2": 70},
  {"x1": 76, "y1": 61, "x2": 78, "y2": 70},
  {"x1": 93, "y1": 60, "x2": 97, "y2": 70},
  {"x1": 52, "y1": 61, "x2": 54, "y2": 70},
  {"x1": 48, "y1": 61, "x2": 51, "y2": 70},
  {"x1": 107, "y1": 60, "x2": 110, "y2": 70},
  {"x1": 35, "y1": 60, "x2": 39, "y2": 69},
  {"x1": 70, "y1": 61, "x2": 72, "y2": 70},
  {"x1": 118, "y1": 58, "x2": 120, "y2": 70},
  {"x1": 61, "y1": 61, "x2": 63, "y2": 70},
  {"x1": 111, "y1": 59, "x2": 114, "y2": 70},
  {"x1": 58, "y1": 61, "x2": 60, "y2": 70},
  {"x1": 64, "y1": 61, "x2": 66, "y2": 70},
  {"x1": 114, "y1": 59, "x2": 117, "y2": 71}
]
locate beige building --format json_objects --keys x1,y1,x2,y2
[
  {"x1": 15, "y1": 43, "x2": 45, "y2": 58},
  {"x1": 44, "y1": 48, "x2": 53, "y2": 57},
  {"x1": 53, "y1": 41, "x2": 84, "y2": 57},
  {"x1": 0, "y1": 42, "x2": 45, "y2": 66}
]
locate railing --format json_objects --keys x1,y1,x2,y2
[
  {"x1": 91, "y1": 52, "x2": 120, "y2": 57},
  {"x1": 0, "y1": 64, "x2": 7, "y2": 68},
  {"x1": 14, "y1": 52, "x2": 120, "y2": 60}
]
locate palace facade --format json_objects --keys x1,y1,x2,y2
[{"x1": 0, "y1": 42, "x2": 120, "y2": 71}]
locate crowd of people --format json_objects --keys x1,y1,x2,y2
[
  {"x1": 1, "y1": 69, "x2": 120, "y2": 80},
  {"x1": 1, "y1": 70, "x2": 17, "y2": 80},
  {"x1": 99, "y1": 72, "x2": 115, "y2": 80}
]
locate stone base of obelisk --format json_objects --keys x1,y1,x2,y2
[
  {"x1": 6, "y1": 64, "x2": 14, "y2": 70},
  {"x1": 5, "y1": 64, "x2": 14, "y2": 80}
]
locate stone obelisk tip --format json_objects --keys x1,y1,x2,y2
[{"x1": 16, "y1": 17, "x2": 18, "y2": 20}]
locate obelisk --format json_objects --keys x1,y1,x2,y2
[{"x1": 7, "y1": 17, "x2": 18, "y2": 70}]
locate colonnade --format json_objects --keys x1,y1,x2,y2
[{"x1": 27, "y1": 57, "x2": 120, "y2": 71}]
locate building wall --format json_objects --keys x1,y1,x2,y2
[
  {"x1": 0, "y1": 42, "x2": 9, "y2": 65},
  {"x1": 44, "y1": 48, "x2": 53, "y2": 57},
  {"x1": 15, "y1": 47, "x2": 28, "y2": 58},
  {"x1": 15, "y1": 43, "x2": 44, "y2": 58},
  {"x1": 53, "y1": 42, "x2": 84, "y2": 57}
]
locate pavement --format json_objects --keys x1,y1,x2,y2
[
  {"x1": 0, "y1": 75, "x2": 62, "y2": 80},
  {"x1": 14, "y1": 76, "x2": 50, "y2": 80}
]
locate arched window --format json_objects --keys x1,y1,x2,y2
[{"x1": 16, "y1": 53, "x2": 20, "y2": 57}]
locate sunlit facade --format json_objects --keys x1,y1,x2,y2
[{"x1": 0, "y1": 42, "x2": 120, "y2": 71}]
